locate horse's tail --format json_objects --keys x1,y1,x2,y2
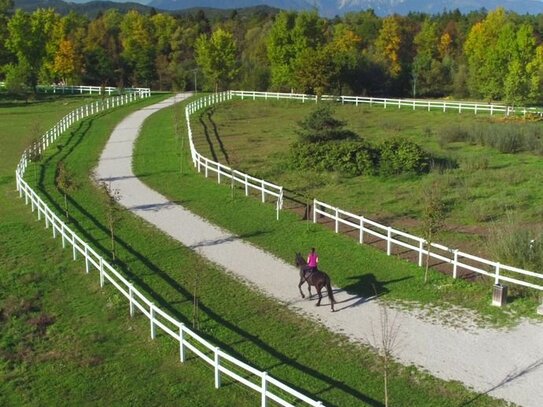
[{"x1": 326, "y1": 277, "x2": 335, "y2": 306}]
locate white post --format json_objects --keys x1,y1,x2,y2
[
  {"x1": 261, "y1": 181, "x2": 265, "y2": 202},
  {"x1": 99, "y1": 257, "x2": 104, "y2": 287},
  {"x1": 72, "y1": 232, "x2": 77, "y2": 260},
  {"x1": 244, "y1": 174, "x2": 249, "y2": 196},
  {"x1": 335, "y1": 208, "x2": 339, "y2": 233},
  {"x1": 150, "y1": 303, "x2": 156, "y2": 339},
  {"x1": 261, "y1": 372, "x2": 268, "y2": 407},
  {"x1": 418, "y1": 240, "x2": 424, "y2": 266},
  {"x1": 84, "y1": 245, "x2": 89, "y2": 273},
  {"x1": 61, "y1": 224, "x2": 66, "y2": 248},
  {"x1": 276, "y1": 199, "x2": 279, "y2": 221},
  {"x1": 179, "y1": 324, "x2": 185, "y2": 362},
  {"x1": 453, "y1": 250, "x2": 458, "y2": 279},
  {"x1": 313, "y1": 200, "x2": 317, "y2": 223},
  {"x1": 495, "y1": 263, "x2": 500, "y2": 285},
  {"x1": 129, "y1": 284, "x2": 134, "y2": 317},
  {"x1": 359, "y1": 216, "x2": 364, "y2": 244},
  {"x1": 214, "y1": 347, "x2": 221, "y2": 388},
  {"x1": 387, "y1": 227, "x2": 392, "y2": 255}
]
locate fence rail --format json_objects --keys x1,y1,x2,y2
[
  {"x1": 36, "y1": 85, "x2": 151, "y2": 96},
  {"x1": 230, "y1": 90, "x2": 543, "y2": 117},
  {"x1": 220, "y1": 90, "x2": 543, "y2": 291},
  {"x1": 14, "y1": 89, "x2": 323, "y2": 407},
  {"x1": 185, "y1": 92, "x2": 284, "y2": 220}
]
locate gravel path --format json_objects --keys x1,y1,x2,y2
[{"x1": 95, "y1": 94, "x2": 543, "y2": 406}]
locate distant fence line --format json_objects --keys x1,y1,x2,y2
[
  {"x1": 232, "y1": 90, "x2": 543, "y2": 117},
  {"x1": 15, "y1": 90, "x2": 324, "y2": 407},
  {"x1": 187, "y1": 90, "x2": 543, "y2": 291},
  {"x1": 0, "y1": 82, "x2": 151, "y2": 96},
  {"x1": 37, "y1": 85, "x2": 152, "y2": 96}
]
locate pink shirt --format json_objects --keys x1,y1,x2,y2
[{"x1": 307, "y1": 253, "x2": 319, "y2": 267}]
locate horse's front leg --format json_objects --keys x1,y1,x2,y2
[
  {"x1": 307, "y1": 284, "x2": 312, "y2": 298},
  {"x1": 298, "y1": 279, "x2": 306, "y2": 298}
]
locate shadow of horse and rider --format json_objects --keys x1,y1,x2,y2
[{"x1": 294, "y1": 252, "x2": 412, "y2": 312}]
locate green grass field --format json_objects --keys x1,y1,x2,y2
[
  {"x1": 0, "y1": 95, "x2": 259, "y2": 406},
  {"x1": 1, "y1": 93, "x2": 512, "y2": 406},
  {"x1": 190, "y1": 99, "x2": 543, "y2": 261}
]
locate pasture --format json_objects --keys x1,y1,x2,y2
[
  {"x1": 191, "y1": 99, "x2": 543, "y2": 262},
  {"x1": 0, "y1": 91, "x2": 509, "y2": 406}
]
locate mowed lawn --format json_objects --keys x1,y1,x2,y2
[
  {"x1": 191, "y1": 99, "x2": 543, "y2": 258},
  {"x1": 0, "y1": 94, "x2": 260, "y2": 406},
  {"x1": 2, "y1": 91, "x2": 516, "y2": 406}
]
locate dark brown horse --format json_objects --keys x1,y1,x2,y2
[{"x1": 295, "y1": 252, "x2": 335, "y2": 312}]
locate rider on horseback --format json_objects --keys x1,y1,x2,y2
[{"x1": 307, "y1": 248, "x2": 319, "y2": 273}]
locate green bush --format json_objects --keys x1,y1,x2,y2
[
  {"x1": 290, "y1": 140, "x2": 376, "y2": 176},
  {"x1": 378, "y1": 138, "x2": 430, "y2": 176},
  {"x1": 296, "y1": 104, "x2": 358, "y2": 143}
]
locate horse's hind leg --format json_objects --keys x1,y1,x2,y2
[
  {"x1": 307, "y1": 284, "x2": 312, "y2": 298},
  {"x1": 316, "y1": 285, "x2": 323, "y2": 306}
]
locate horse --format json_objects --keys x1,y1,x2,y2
[{"x1": 295, "y1": 252, "x2": 335, "y2": 312}]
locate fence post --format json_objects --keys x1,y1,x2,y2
[
  {"x1": 335, "y1": 208, "x2": 339, "y2": 233},
  {"x1": 313, "y1": 200, "x2": 317, "y2": 223},
  {"x1": 359, "y1": 216, "x2": 364, "y2": 244},
  {"x1": 244, "y1": 174, "x2": 249, "y2": 196},
  {"x1": 261, "y1": 181, "x2": 265, "y2": 202},
  {"x1": 214, "y1": 347, "x2": 221, "y2": 388},
  {"x1": 495, "y1": 263, "x2": 500, "y2": 285},
  {"x1": 261, "y1": 372, "x2": 268, "y2": 407},
  {"x1": 150, "y1": 303, "x2": 156, "y2": 339},
  {"x1": 72, "y1": 232, "x2": 77, "y2": 260},
  {"x1": 179, "y1": 324, "x2": 185, "y2": 362},
  {"x1": 418, "y1": 240, "x2": 424, "y2": 266},
  {"x1": 84, "y1": 245, "x2": 89, "y2": 273},
  {"x1": 276, "y1": 199, "x2": 279, "y2": 221},
  {"x1": 453, "y1": 249, "x2": 458, "y2": 278},
  {"x1": 61, "y1": 223, "x2": 66, "y2": 248},
  {"x1": 99, "y1": 257, "x2": 104, "y2": 287},
  {"x1": 129, "y1": 284, "x2": 135, "y2": 317},
  {"x1": 387, "y1": 227, "x2": 392, "y2": 255}
]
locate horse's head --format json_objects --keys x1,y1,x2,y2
[{"x1": 295, "y1": 252, "x2": 306, "y2": 267}]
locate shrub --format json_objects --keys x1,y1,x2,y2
[
  {"x1": 296, "y1": 104, "x2": 358, "y2": 143},
  {"x1": 378, "y1": 138, "x2": 430, "y2": 176},
  {"x1": 487, "y1": 213, "x2": 543, "y2": 272},
  {"x1": 290, "y1": 140, "x2": 376, "y2": 176},
  {"x1": 438, "y1": 124, "x2": 469, "y2": 148}
]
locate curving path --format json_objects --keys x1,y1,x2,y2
[{"x1": 95, "y1": 94, "x2": 543, "y2": 407}]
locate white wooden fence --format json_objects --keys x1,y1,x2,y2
[
  {"x1": 185, "y1": 92, "x2": 284, "y2": 220},
  {"x1": 313, "y1": 199, "x2": 543, "y2": 291},
  {"x1": 231, "y1": 90, "x2": 543, "y2": 117},
  {"x1": 15, "y1": 90, "x2": 324, "y2": 407},
  {"x1": 36, "y1": 85, "x2": 151, "y2": 96},
  {"x1": 207, "y1": 90, "x2": 543, "y2": 291}
]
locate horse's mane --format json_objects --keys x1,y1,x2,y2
[{"x1": 295, "y1": 252, "x2": 307, "y2": 266}]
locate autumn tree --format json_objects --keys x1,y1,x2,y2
[
  {"x1": 195, "y1": 28, "x2": 238, "y2": 92},
  {"x1": 7, "y1": 9, "x2": 59, "y2": 90},
  {"x1": 374, "y1": 16, "x2": 403, "y2": 79},
  {"x1": 120, "y1": 10, "x2": 155, "y2": 86}
]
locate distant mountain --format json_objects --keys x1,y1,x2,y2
[
  {"x1": 147, "y1": 0, "x2": 313, "y2": 13},
  {"x1": 13, "y1": 0, "x2": 543, "y2": 17},
  {"x1": 147, "y1": 0, "x2": 543, "y2": 16}
]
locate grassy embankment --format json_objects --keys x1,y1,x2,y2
[{"x1": 3, "y1": 93, "x2": 509, "y2": 406}]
